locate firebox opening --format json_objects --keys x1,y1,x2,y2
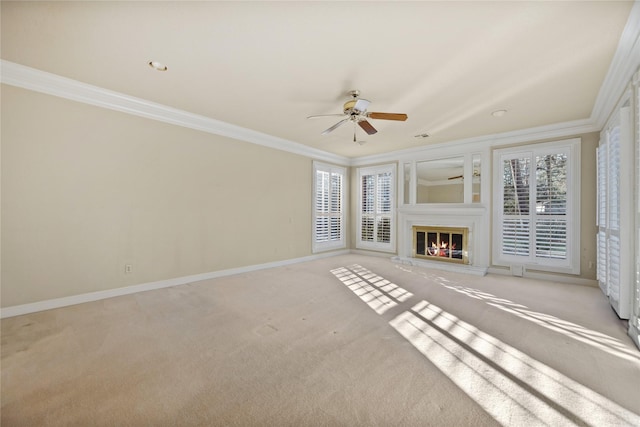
[{"x1": 413, "y1": 226, "x2": 469, "y2": 264}]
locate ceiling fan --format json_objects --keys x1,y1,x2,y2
[
  {"x1": 448, "y1": 170, "x2": 481, "y2": 180},
  {"x1": 307, "y1": 90, "x2": 408, "y2": 142}
]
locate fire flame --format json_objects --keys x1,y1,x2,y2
[{"x1": 429, "y1": 241, "x2": 456, "y2": 256}]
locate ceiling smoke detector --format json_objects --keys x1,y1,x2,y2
[{"x1": 148, "y1": 61, "x2": 168, "y2": 71}]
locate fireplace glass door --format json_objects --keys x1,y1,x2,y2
[{"x1": 413, "y1": 226, "x2": 468, "y2": 264}]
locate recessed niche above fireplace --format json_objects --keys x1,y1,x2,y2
[{"x1": 413, "y1": 225, "x2": 469, "y2": 265}]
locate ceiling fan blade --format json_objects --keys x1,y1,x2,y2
[
  {"x1": 321, "y1": 118, "x2": 349, "y2": 135},
  {"x1": 307, "y1": 114, "x2": 346, "y2": 119},
  {"x1": 353, "y1": 99, "x2": 371, "y2": 113},
  {"x1": 368, "y1": 112, "x2": 408, "y2": 121},
  {"x1": 358, "y1": 120, "x2": 378, "y2": 135}
]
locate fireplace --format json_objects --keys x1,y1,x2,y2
[
  {"x1": 412, "y1": 226, "x2": 469, "y2": 264},
  {"x1": 396, "y1": 205, "x2": 486, "y2": 275}
]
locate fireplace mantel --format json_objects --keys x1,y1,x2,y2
[{"x1": 396, "y1": 204, "x2": 489, "y2": 275}]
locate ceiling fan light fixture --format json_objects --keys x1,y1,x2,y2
[
  {"x1": 343, "y1": 100, "x2": 357, "y2": 111},
  {"x1": 148, "y1": 60, "x2": 168, "y2": 71}
]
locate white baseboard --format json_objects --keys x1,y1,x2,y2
[
  {"x1": 487, "y1": 266, "x2": 598, "y2": 287},
  {"x1": 629, "y1": 321, "x2": 640, "y2": 351},
  {"x1": 0, "y1": 250, "x2": 350, "y2": 319},
  {"x1": 392, "y1": 256, "x2": 488, "y2": 276},
  {"x1": 349, "y1": 249, "x2": 398, "y2": 259}
]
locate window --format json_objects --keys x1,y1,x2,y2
[
  {"x1": 357, "y1": 164, "x2": 396, "y2": 252},
  {"x1": 493, "y1": 139, "x2": 580, "y2": 274},
  {"x1": 312, "y1": 162, "x2": 346, "y2": 252},
  {"x1": 598, "y1": 104, "x2": 633, "y2": 319}
]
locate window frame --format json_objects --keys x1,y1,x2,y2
[
  {"x1": 492, "y1": 138, "x2": 581, "y2": 274},
  {"x1": 312, "y1": 161, "x2": 346, "y2": 253},
  {"x1": 356, "y1": 163, "x2": 397, "y2": 253}
]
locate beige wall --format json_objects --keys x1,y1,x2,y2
[
  {"x1": 1, "y1": 84, "x2": 602, "y2": 308},
  {"x1": 578, "y1": 132, "x2": 598, "y2": 281},
  {"x1": 1, "y1": 85, "x2": 313, "y2": 307}
]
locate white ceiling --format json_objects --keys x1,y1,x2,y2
[{"x1": 1, "y1": 1, "x2": 635, "y2": 158}]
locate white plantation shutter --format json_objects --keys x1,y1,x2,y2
[
  {"x1": 376, "y1": 172, "x2": 392, "y2": 243},
  {"x1": 357, "y1": 164, "x2": 396, "y2": 252},
  {"x1": 535, "y1": 153, "x2": 568, "y2": 260},
  {"x1": 609, "y1": 234, "x2": 621, "y2": 303},
  {"x1": 313, "y1": 162, "x2": 346, "y2": 252},
  {"x1": 330, "y1": 172, "x2": 342, "y2": 241},
  {"x1": 502, "y1": 156, "x2": 531, "y2": 257},
  {"x1": 609, "y1": 127, "x2": 621, "y2": 232},
  {"x1": 597, "y1": 230, "x2": 607, "y2": 285},
  {"x1": 493, "y1": 139, "x2": 579, "y2": 274},
  {"x1": 502, "y1": 219, "x2": 530, "y2": 256},
  {"x1": 603, "y1": 125, "x2": 621, "y2": 299},
  {"x1": 315, "y1": 170, "x2": 330, "y2": 242},
  {"x1": 361, "y1": 175, "x2": 375, "y2": 242},
  {"x1": 596, "y1": 144, "x2": 608, "y2": 291},
  {"x1": 598, "y1": 106, "x2": 633, "y2": 319}
]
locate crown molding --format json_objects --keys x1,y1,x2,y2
[
  {"x1": 0, "y1": 60, "x2": 350, "y2": 166},
  {"x1": 3, "y1": 0, "x2": 639, "y2": 170},
  {"x1": 351, "y1": 118, "x2": 597, "y2": 166},
  {"x1": 591, "y1": 0, "x2": 640, "y2": 129}
]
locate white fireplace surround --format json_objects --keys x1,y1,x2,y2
[{"x1": 394, "y1": 204, "x2": 489, "y2": 275}]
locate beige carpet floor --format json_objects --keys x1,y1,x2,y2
[{"x1": 2, "y1": 254, "x2": 640, "y2": 426}]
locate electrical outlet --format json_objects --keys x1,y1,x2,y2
[{"x1": 125, "y1": 264, "x2": 133, "y2": 274}]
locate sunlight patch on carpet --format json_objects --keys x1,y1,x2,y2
[
  {"x1": 436, "y1": 280, "x2": 640, "y2": 363},
  {"x1": 331, "y1": 265, "x2": 413, "y2": 314},
  {"x1": 390, "y1": 300, "x2": 640, "y2": 427}
]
